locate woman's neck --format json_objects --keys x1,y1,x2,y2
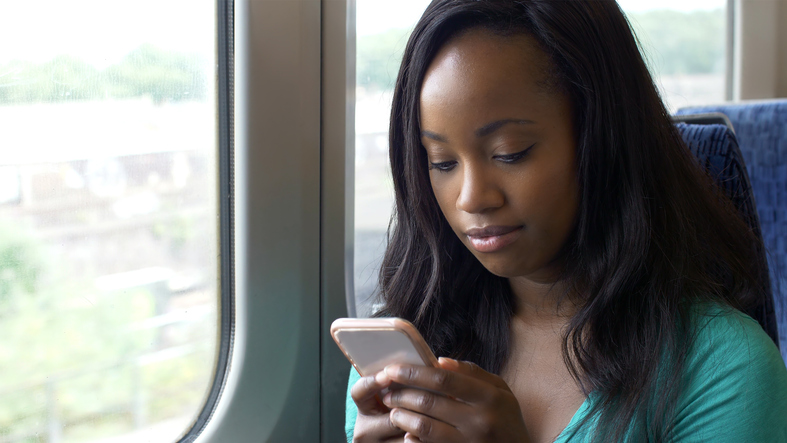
[{"x1": 508, "y1": 276, "x2": 578, "y2": 327}]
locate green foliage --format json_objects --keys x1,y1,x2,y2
[
  {"x1": 0, "y1": 44, "x2": 207, "y2": 105},
  {"x1": 152, "y1": 214, "x2": 195, "y2": 257},
  {"x1": 357, "y1": 28, "x2": 412, "y2": 91},
  {"x1": 627, "y1": 8, "x2": 725, "y2": 76},
  {"x1": 0, "y1": 222, "x2": 43, "y2": 306},
  {"x1": 0, "y1": 223, "x2": 212, "y2": 440},
  {"x1": 0, "y1": 279, "x2": 157, "y2": 422},
  {"x1": 0, "y1": 57, "x2": 103, "y2": 103},
  {"x1": 104, "y1": 44, "x2": 208, "y2": 104},
  {"x1": 355, "y1": 8, "x2": 724, "y2": 92},
  {"x1": 144, "y1": 350, "x2": 212, "y2": 420}
]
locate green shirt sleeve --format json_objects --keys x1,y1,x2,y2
[
  {"x1": 345, "y1": 367, "x2": 361, "y2": 443},
  {"x1": 671, "y1": 305, "x2": 787, "y2": 442}
]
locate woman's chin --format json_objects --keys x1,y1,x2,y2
[
  {"x1": 474, "y1": 256, "x2": 563, "y2": 283},
  {"x1": 474, "y1": 258, "x2": 527, "y2": 279}
]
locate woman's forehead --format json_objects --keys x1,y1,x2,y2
[
  {"x1": 420, "y1": 29, "x2": 555, "y2": 102},
  {"x1": 419, "y1": 28, "x2": 567, "y2": 129}
]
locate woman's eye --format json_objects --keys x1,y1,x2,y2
[
  {"x1": 494, "y1": 144, "x2": 535, "y2": 163},
  {"x1": 428, "y1": 160, "x2": 457, "y2": 172}
]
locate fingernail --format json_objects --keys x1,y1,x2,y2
[
  {"x1": 382, "y1": 391, "x2": 392, "y2": 405},
  {"x1": 439, "y1": 357, "x2": 459, "y2": 369},
  {"x1": 375, "y1": 371, "x2": 389, "y2": 384},
  {"x1": 384, "y1": 365, "x2": 397, "y2": 377}
]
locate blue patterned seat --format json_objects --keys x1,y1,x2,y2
[
  {"x1": 677, "y1": 101, "x2": 787, "y2": 361},
  {"x1": 675, "y1": 117, "x2": 783, "y2": 362}
]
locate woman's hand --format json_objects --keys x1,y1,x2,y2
[
  {"x1": 350, "y1": 371, "x2": 406, "y2": 442},
  {"x1": 378, "y1": 358, "x2": 529, "y2": 443}
]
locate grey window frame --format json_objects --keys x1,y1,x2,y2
[{"x1": 190, "y1": 0, "x2": 354, "y2": 442}]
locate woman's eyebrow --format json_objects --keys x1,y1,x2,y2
[
  {"x1": 421, "y1": 119, "x2": 535, "y2": 142},
  {"x1": 475, "y1": 119, "x2": 535, "y2": 137},
  {"x1": 421, "y1": 130, "x2": 448, "y2": 142}
]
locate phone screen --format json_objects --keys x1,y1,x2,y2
[{"x1": 334, "y1": 329, "x2": 428, "y2": 376}]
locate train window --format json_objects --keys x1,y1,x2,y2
[
  {"x1": 352, "y1": 0, "x2": 732, "y2": 316},
  {"x1": 618, "y1": 0, "x2": 729, "y2": 110},
  {"x1": 354, "y1": 0, "x2": 432, "y2": 317},
  {"x1": 0, "y1": 1, "x2": 222, "y2": 442}
]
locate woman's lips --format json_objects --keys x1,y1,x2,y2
[{"x1": 465, "y1": 226, "x2": 523, "y2": 253}]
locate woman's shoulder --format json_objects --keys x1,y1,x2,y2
[
  {"x1": 670, "y1": 301, "x2": 787, "y2": 441},
  {"x1": 684, "y1": 301, "x2": 786, "y2": 395},
  {"x1": 687, "y1": 301, "x2": 782, "y2": 366}
]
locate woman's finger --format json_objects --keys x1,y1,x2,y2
[
  {"x1": 383, "y1": 364, "x2": 498, "y2": 404},
  {"x1": 389, "y1": 408, "x2": 462, "y2": 443},
  {"x1": 351, "y1": 373, "x2": 393, "y2": 414},
  {"x1": 353, "y1": 412, "x2": 405, "y2": 442},
  {"x1": 382, "y1": 386, "x2": 472, "y2": 423},
  {"x1": 438, "y1": 357, "x2": 510, "y2": 390}
]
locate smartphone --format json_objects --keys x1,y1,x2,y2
[{"x1": 331, "y1": 317, "x2": 439, "y2": 377}]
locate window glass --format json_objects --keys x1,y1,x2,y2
[
  {"x1": 0, "y1": 1, "x2": 218, "y2": 441},
  {"x1": 353, "y1": 0, "x2": 730, "y2": 317},
  {"x1": 619, "y1": 0, "x2": 728, "y2": 111},
  {"x1": 354, "y1": 0, "x2": 431, "y2": 317}
]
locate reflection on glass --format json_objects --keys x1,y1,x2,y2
[
  {"x1": 0, "y1": 1, "x2": 217, "y2": 441},
  {"x1": 353, "y1": 0, "x2": 728, "y2": 316}
]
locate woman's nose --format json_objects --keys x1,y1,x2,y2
[{"x1": 455, "y1": 165, "x2": 505, "y2": 214}]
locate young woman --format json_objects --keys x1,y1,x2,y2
[{"x1": 346, "y1": 1, "x2": 787, "y2": 442}]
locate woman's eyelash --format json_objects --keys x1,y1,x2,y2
[
  {"x1": 494, "y1": 144, "x2": 536, "y2": 163},
  {"x1": 428, "y1": 160, "x2": 457, "y2": 171},
  {"x1": 428, "y1": 144, "x2": 535, "y2": 171}
]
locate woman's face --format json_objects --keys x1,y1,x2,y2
[{"x1": 419, "y1": 29, "x2": 579, "y2": 283}]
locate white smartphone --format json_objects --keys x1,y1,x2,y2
[{"x1": 331, "y1": 317, "x2": 439, "y2": 377}]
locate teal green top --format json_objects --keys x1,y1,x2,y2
[{"x1": 344, "y1": 304, "x2": 787, "y2": 442}]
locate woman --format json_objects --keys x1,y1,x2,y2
[{"x1": 346, "y1": 1, "x2": 787, "y2": 442}]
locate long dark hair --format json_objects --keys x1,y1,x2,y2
[{"x1": 376, "y1": 0, "x2": 765, "y2": 441}]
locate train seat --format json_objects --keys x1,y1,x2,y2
[
  {"x1": 674, "y1": 119, "x2": 783, "y2": 362},
  {"x1": 676, "y1": 101, "x2": 787, "y2": 362}
]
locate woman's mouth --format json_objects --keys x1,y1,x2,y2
[{"x1": 464, "y1": 225, "x2": 523, "y2": 253}]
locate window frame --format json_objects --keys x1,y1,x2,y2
[
  {"x1": 178, "y1": 0, "x2": 236, "y2": 441},
  {"x1": 193, "y1": 0, "x2": 353, "y2": 441}
]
